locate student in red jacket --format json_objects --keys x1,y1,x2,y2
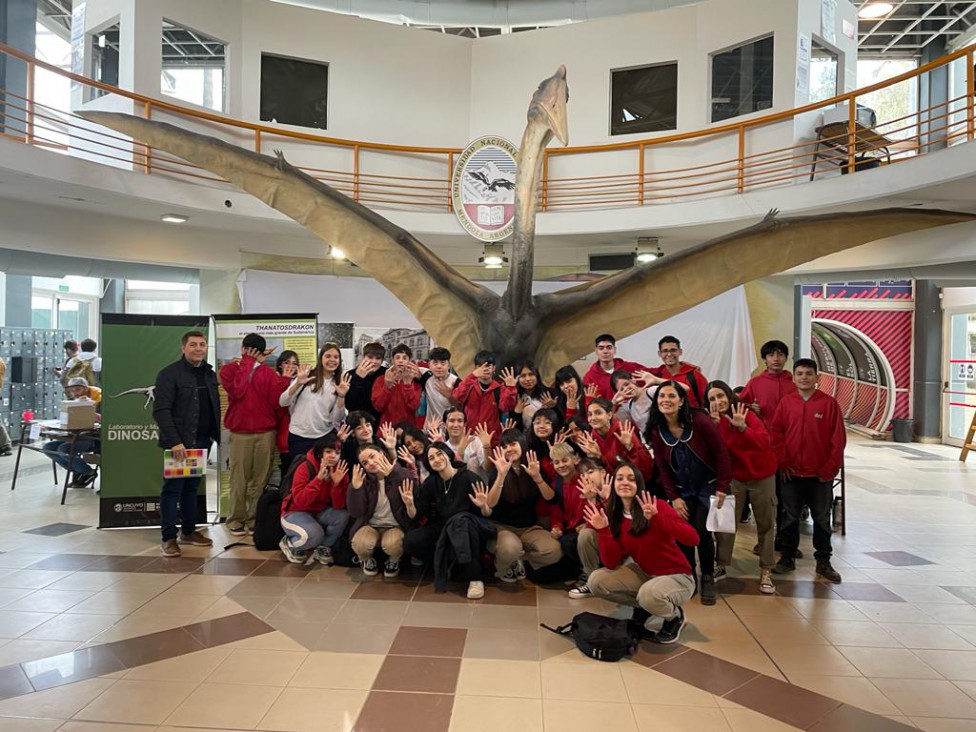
[
  {"x1": 585, "y1": 463, "x2": 698, "y2": 644},
  {"x1": 582, "y1": 334, "x2": 649, "y2": 400},
  {"x1": 452, "y1": 350, "x2": 517, "y2": 446},
  {"x1": 644, "y1": 336, "x2": 709, "y2": 409},
  {"x1": 553, "y1": 365, "x2": 586, "y2": 422},
  {"x1": 551, "y1": 451, "x2": 609, "y2": 600},
  {"x1": 273, "y1": 350, "x2": 300, "y2": 472},
  {"x1": 371, "y1": 344, "x2": 421, "y2": 428},
  {"x1": 575, "y1": 398, "x2": 653, "y2": 478},
  {"x1": 645, "y1": 381, "x2": 732, "y2": 606},
  {"x1": 219, "y1": 333, "x2": 291, "y2": 535},
  {"x1": 707, "y1": 381, "x2": 778, "y2": 595},
  {"x1": 769, "y1": 359, "x2": 845, "y2": 584},
  {"x1": 279, "y1": 433, "x2": 350, "y2": 566}
]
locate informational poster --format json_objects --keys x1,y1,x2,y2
[
  {"x1": 796, "y1": 33, "x2": 811, "y2": 101},
  {"x1": 821, "y1": 0, "x2": 837, "y2": 44},
  {"x1": 99, "y1": 313, "x2": 210, "y2": 528},
  {"x1": 70, "y1": 2, "x2": 86, "y2": 92},
  {"x1": 211, "y1": 314, "x2": 317, "y2": 518}
]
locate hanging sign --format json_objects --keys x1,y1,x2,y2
[{"x1": 451, "y1": 136, "x2": 518, "y2": 242}]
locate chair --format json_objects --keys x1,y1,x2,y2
[{"x1": 809, "y1": 104, "x2": 892, "y2": 180}]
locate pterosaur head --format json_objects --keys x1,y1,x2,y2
[{"x1": 528, "y1": 64, "x2": 569, "y2": 146}]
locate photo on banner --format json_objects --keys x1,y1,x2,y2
[
  {"x1": 99, "y1": 313, "x2": 210, "y2": 529},
  {"x1": 212, "y1": 314, "x2": 318, "y2": 519}
]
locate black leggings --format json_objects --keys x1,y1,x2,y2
[
  {"x1": 678, "y1": 497, "x2": 714, "y2": 577},
  {"x1": 404, "y1": 523, "x2": 482, "y2": 582}
]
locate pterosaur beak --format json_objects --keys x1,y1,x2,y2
[{"x1": 531, "y1": 64, "x2": 570, "y2": 146}]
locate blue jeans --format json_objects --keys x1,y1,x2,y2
[
  {"x1": 160, "y1": 440, "x2": 210, "y2": 541},
  {"x1": 281, "y1": 508, "x2": 349, "y2": 552},
  {"x1": 44, "y1": 440, "x2": 95, "y2": 477}
]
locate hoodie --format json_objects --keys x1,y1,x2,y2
[
  {"x1": 219, "y1": 355, "x2": 290, "y2": 433},
  {"x1": 281, "y1": 449, "x2": 349, "y2": 515},
  {"x1": 769, "y1": 390, "x2": 846, "y2": 482},
  {"x1": 739, "y1": 370, "x2": 798, "y2": 426},
  {"x1": 583, "y1": 358, "x2": 648, "y2": 401},
  {"x1": 452, "y1": 374, "x2": 517, "y2": 444},
  {"x1": 649, "y1": 362, "x2": 708, "y2": 409}
]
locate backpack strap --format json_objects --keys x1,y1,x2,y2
[{"x1": 539, "y1": 622, "x2": 575, "y2": 636}]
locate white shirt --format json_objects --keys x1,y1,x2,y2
[
  {"x1": 279, "y1": 378, "x2": 347, "y2": 438},
  {"x1": 422, "y1": 370, "x2": 459, "y2": 430},
  {"x1": 449, "y1": 437, "x2": 486, "y2": 479}
]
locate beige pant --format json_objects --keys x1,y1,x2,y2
[
  {"x1": 588, "y1": 564, "x2": 695, "y2": 620},
  {"x1": 490, "y1": 524, "x2": 562, "y2": 570},
  {"x1": 715, "y1": 475, "x2": 777, "y2": 570},
  {"x1": 352, "y1": 525, "x2": 405, "y2": 561},
  {"x1": 228, "y1": 430, "x2": 276, "y2": 529},
  {"x1": 577, "y1": 527, "x2": 602, "y2": 577}
]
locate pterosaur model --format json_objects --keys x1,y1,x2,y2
[{"x1": 82, "y1": 66, "x2": 975, "y2": 376}]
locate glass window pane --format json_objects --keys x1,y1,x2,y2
[
  {"x1": 160, "y1": 20, "x2": 226, "y2": 113},
  {"x1": 610, "y1": 63, "x2": 678, "y2": 136},
  {"x1": 89, "y1": 22, "x2": 120, "y2": 100},
  {"x1": 809, "y1": 42, "x2": 838, "y2": 104},
  {"x1": 711, "y1": 35, "x2": 775, "y2": 122},
  {"x1": 260, "y1": 54, "x2": 329, "y2": 129},
  {"x1": 31, "y1": 295, "x2": 53, "y2": 329}
]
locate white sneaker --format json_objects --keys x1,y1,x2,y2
[
  {"x1": 514, "y1": 559, "x2": 526, "y2": 580},
  {"x1": 568, "y1": 583, "x2": 592, "y2": 599},
  {"x1": 467, "y1": 581, "x2": 485, "y2": 599},
  {"x1": 497, "y1": 563, "x2": 519, "y2": 583}
]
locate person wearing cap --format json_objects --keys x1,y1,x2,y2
[
  {"x1": 219, "y1": 333, "x2": 291, "y2": 535},
  {"x1": 43, "y1": 376, "x2": 101, "y2": 489}
]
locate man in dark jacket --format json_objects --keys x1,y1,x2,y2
[
  {"x1": 344, "y1": 342, "x2": 387, "y2": 420},
  {"x1": 153, "y1": 330, "x2": 220, "y2": 557}
]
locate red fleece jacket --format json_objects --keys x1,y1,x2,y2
[
  {"x1": 596, "y1": 500, "x2": 698, "y2": 577},
  {"x1": 769, "y1": 390, "x2": 846, "y2": 482},
  {"x1": 714, "y1": 411, "x2": 778, "y2": 482},
  {"x1": 219, "y1": 356, "x2": 290, "y2": 433},
  {"x1": 281, "y1": 450, "x2": 349, "y2": 515},
  {"x1": 583, "y1": 358, "x2": 649, "y2": 400},
  {"x1": 371, "y1": 376, "x2": 421, "y2": 428},
  {"x1": 590, "y1": 421, "x2": 654, "y2": 478},
  {"x1": 649, "y1": 362, "x2": 709, "y2": 409},
  {"x1": 739, "y1": 370, "x2": 798, "y2": 427},
  {"x1": 452, "y1": 374, "x2": 517, "y2": 444}
]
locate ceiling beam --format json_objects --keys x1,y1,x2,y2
[
  {"x1": 881, "y1": 2, "x2": 945, "y2": 53},
  {"x1": 921, "y1": 1, "x2": 976, "y2": 48}
]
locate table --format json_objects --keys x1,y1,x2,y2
[
  {"x1": 10, "y1": 419, "x2": 101, "y2": 505},
  {"x1": 809, "y1": 121, "x2": 893, "y2": 180}
]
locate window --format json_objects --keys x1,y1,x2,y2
[
  {"x1": 610, "y1": 63, "x2": 678, "y2": 135},
  {"x1": 160, "y1": 20, "x2": 226, "y2": 113},
  {"x1": 31, "y1": 275, "x2": 99, "y2": 341},
  {"x1": 89, "y1": 22, "x2": 120, "y2": 100},
  {"x1": 809, "y1": 41, "x2": 839, "y2": 105},
  {"x1": 710, "y1": 35, "x2": 774, "y2": 122},
  {"x1": 34, "y1": 21, "x2": 71, "y2": 148},
  {"x1": 857, "y1": 59, "x2": 918, "y2": 141},
  {"x1": 124, "y1": 280, "x2": 192, "y2": 315},
  {"x1": 260, "y1": 53, "x2": 329, "y2": 129}
]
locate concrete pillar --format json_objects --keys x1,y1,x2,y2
[
  {"x1": 919, "y1": 36, "x2": 948, "y2": 152},
  {"x1": 100, "y1": 278, "x2": 125, "y2": 314},
  {"x1": 0, "y1": 0, "x2": 37, "y2": 136},
  {"x1": 4, "y1": 274, "x2": 31, "y2": 327},
  {"x1": 913, "y1": 280, "x2": 942, "y2": 440}
]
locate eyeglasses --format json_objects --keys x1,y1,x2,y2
[{"x1": 660, "y1": 348, "x2": 680, "y2": 354}]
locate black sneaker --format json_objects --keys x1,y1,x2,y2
[
  {"x1": 794, "y1": 548, "x2": 804, "y2": 559},
  {"x1": 713, "y1": 565, "x2": 727, "y2": 582},
  {"x1": 772, "y1": 557, "x2": 796, "y2": 575},
  {"x1": 384, "y1": 558, "x2": 401, "y2": 578},
  {"x1": 655, "y1": 607, "x2": 685, "y2": 644},
  {"x1": 700, "y1": 574, "x2": 716, "y2": 606},
  {"x1": 816, "y1": 559, "x2": 842, "y2": 584}
]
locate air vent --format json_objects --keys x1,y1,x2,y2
[{"x1": 588, "y1": 252, "x2": 636, "y2": 272}]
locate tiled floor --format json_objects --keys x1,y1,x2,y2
[{"x1": 0, "y1": 437, "x2": 972, "y2": 730}]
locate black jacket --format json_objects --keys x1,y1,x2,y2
[
  {"x1": 434, "y1": 512, "x2": 496, "y2": 592},
  {"x1": 344, "y1": 366, "x2": 387, "y2": 419},
  {"x1": 153, "y1": 357, "x2": 220, "y2": 448}
]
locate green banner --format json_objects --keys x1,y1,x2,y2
[{"x1": 99, "y1": 314, "x2": 210, "y2": 528}]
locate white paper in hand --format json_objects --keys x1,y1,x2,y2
[{"x1": 706, "y1": 494, "x2": 737, "y2": 534}]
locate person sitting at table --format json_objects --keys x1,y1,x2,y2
[{"x1": 43, "y1": 377, "x2": 101, "y2": 489}]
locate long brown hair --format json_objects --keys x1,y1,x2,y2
[
  {"x1": 310, "y1": 343, "x2": 342, "y2": 393},
  {"x1": 705, "y1": 379, "x2": 739, "y2": 419},
  {"x1": 605, "y1": 463, "x2": 650, "y2": 537}
]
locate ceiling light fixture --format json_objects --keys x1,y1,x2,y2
[
  {"x1": 479, "y1": 243, "x2": 508, "y2": 269},
  {"x1": 858, "y1": 2, "x2": 894, "y2": 19},
  {"x1": 635, "y1": 237, "x2": 663, "y2": 263},
  {"x1": 160, "y1": 213, "x2": 188, "y2": 224},
  {"x1": 330, "y1": 246, "x2": 346, "y2": 260}
]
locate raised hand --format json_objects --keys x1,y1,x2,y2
[
  {"x1": 336, "y1": 371, "x2": 352, "y2": 397},
  {"x1": 708, "y1": 399, "x2": 722, "y2": 424},
  {"x1": 375, "y1": 452, "x2": 395, "y2": 477},
  {"x1": 726, "y1": 403, "x2": 748, "y2": 431},
  {"x1": 500, "y1": 366, "x2": 517, "y2": 388},
  {"x1": 575, "y1": 432, "x2": 602, "y2": 459},
  {"x1": 427, "y1": 413, "x2": 444, "y2": 436},
  {"x1": 541, "y1": 392, "x2": 558, "y2": 409},
  {"x1": 397, "y1": 445, "x2": 415, "y2": 466},
  {"x1": 356, "y1": 358, "x2": 380, "y2": 378},
  {"x1": 553, "y1": 430, "x2": 567, "y2": 446},
  {"x1": 583, "y1": 503, "x2": 609, "y2": 530},
  {"x1": 317, "y1": 457, "x2": 331, "y2": 480},
  {"x1": 296, "y1": 365, "x2": 315, "y2": 385},
  {"x1": 563, "y1": 379, "x2": 578, "y2": 402},
  {"x1": 336, "y1": 423, "x2": 352, "y2": 443},
  {"x1": 577, "y1": 476, "x2": 597, "y2": 501},
  {"x1": 379, "y1": 422, "x2": 397, "y2": 450},
  {"x1": 489, "y1": 445, "x2": 511, "y2": 476},
  {"x1": 633, "y1": 370, "x2": 663, "y2": 387},
  {"x1": 475, "y1": 423, "x2": 494, "y2": 449},
  {"x1": 352, "y1": 464, "x2": 366, "y2": 490},
  {"x1": 457, "y1": 429, "x2": 473, "y2": 454},
  {"x1": 599, "y1": 473, "x2": 613, "y2": 502},
  {"x1": 615, "y1": 420, "x2": 635, "y2": 450},
  {"x1": 281, "y1": 361, "x2": 299, "y2": 378},
  {"x1": 434, "y1": 376, "x2": 454, "y2": 398},
  {"x1": 501, "y1": 417, "x2": 516, "y2": 432},
  {"x1": 384, "y1": 365, "x2": 399, "y2": 384},
  {"x1": 551, "y1": 526, "x2": 563, "y2": 539},
  {"x1": 636, "y1": 491, "x2": 658, "y2": 520},
  {"x1": 469, "y1": 481, "x2": 490, "y2": 511},
  {"x1": 330, "y1": 459, "x2": 349, "y2": 485},
  {"x1": 585, "y1": 383, "x2": 600, "y2": 400},
  {"x1": 525, "y1": 450, "x2": 542, "y2": 479},
  {"x1": 398, "y1": 479, "x2": 414, "y2": 507}
]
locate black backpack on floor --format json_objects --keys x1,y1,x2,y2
[
  {"x1": 252, "y1": 457, "x2": 313, "y2": 551},
  {"x1": 541, "y1": 612, "x2": 642, "y2": 662}
]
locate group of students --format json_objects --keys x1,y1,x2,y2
[{"x1": 234, "y1": 331, "x2": 848, "y2": 645}]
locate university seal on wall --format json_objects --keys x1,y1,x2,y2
[{"x1": 451, "y1": 136, "x2": 518, "y2": 241}]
